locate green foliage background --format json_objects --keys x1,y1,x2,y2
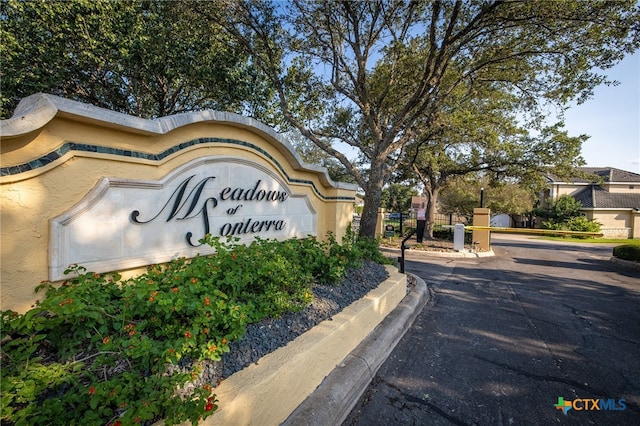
[{"x1": 0, "y1": 0, "x2": 268, "y2": 119}]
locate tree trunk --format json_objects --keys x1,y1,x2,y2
[
  {"x1": 424, "y1": 186, "x2": 440, "y2": 239},
  {"x1": 358, "y1": 160, "x2": 386, "y2": 239}
]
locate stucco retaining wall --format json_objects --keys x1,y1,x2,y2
[{"x1": 192, "y1": 265, "x2": 406, "y2": 426}]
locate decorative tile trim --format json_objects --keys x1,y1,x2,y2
[{"x1": 0, "y1": 138, "x2": 355, "y2": 201}]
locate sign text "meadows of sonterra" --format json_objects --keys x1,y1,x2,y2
[{"x1": 131, "y1": 176, "x2": 289, "y2": 245}]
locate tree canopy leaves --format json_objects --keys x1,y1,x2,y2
[
  {"x1": 438, "y1": 175, "x2": 536, "y2": 225},
  {"x1": 0, "y1": 0, "x2": 263, "y2": 118}
]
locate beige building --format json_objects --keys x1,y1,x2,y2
[{"x1": 545, "y1": 167, "x2": 640, "y2": 239}]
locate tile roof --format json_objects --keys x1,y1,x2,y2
[
  {"x1": 609, "y1": 168, "x2": 640, "y2": 182},
  {"x1": 573, "y1": 185, "x2": 640, "y2": 209},
  {"x1": 547, "y1": 167, "x2": 640, "y2": 183}
]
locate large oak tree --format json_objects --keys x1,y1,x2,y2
[
  {"x1": 205, "y1": 0, "x2": 639, "y2": 238},
  {"x1": 398, "y1": 78, "x2": 589, "y2": 238}
]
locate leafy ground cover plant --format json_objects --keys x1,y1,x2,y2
[{"x1": 1, "y1": 232, "x2": 389, "y2": 425}]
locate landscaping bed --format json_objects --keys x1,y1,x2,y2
[
  {"x1": 0, "y1": 234, "x2": 393, "y2": 426},
  {"x1": 613, "y1": 244, "x2": 640, "y2": 262},
  {"x1": 378, "y1": 230, "x2": 476, "y2": 252},
  {"x1": 187, "y1": 260, "x2": 389, "y2": 390}
]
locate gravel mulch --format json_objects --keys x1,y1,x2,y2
[{"x1": 185, "y1": 260, "x2": 392, "y2": 392}]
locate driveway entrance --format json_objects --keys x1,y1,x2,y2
[{"x1": 344, "y1": 235, "x2": 640, "y2": 425}]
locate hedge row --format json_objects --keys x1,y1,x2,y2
[{"x1": 612, "y1": 244, "x2": 640, "y2": 262}]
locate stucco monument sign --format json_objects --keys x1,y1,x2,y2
[
  {"x1": 49, "y1": 157, "x2": 317, "y2": 281},
  {"x1": 1, "y1": 94, "x2": 356, "y2": 312}
]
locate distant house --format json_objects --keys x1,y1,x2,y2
[
  {"x1": 411, "y1": 196, "x2": 426, "y2": 211},
  {"x1": 545, "y1": 167, "x2": 640, "y2": 239},
  {"x1": 353, "y1": 196, "x2": 364, "y2": 216}
]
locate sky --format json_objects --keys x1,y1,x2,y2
[{"x1": 562, "y1": 51, "x2": 640, "y2": 173}]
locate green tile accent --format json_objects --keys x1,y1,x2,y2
[{"x1": 1, "y1": 138, "x2": 354, "y2": 202}]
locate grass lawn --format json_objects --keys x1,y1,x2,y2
[{"x1": 539, "y1": 236, "x2": 640, "y2": 245}]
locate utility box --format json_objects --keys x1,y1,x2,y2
[{"x1": 453, "y1": 223, "x2": 465, "y2": 251}]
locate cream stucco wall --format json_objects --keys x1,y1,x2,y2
[
  {"x1": 583, "y1": 209, "x2": 638, "y2": 239},
  {"x1": 633, "y1": 212, "x2": 640, "y2": 239},
  {"x1": 548, "y1": 181, "x2": 639, "y2": 239},
  {"x1": 1, "y1": 94, "x2": 356, "y2": 312},
  {"x1": 585, "y1": 210, "x2": 631, "y2": 229},
  {"x1": 603, "y1": 184, "x2": 640, "y2": 194},
  {"x1": 552, "y1": 182, "x2": 640, "y2": 199},
  {"x1": 552, "y1": 184, "x2": 587, "y2": 199}
]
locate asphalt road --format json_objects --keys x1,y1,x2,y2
[{"x1": 343, "y1": 235, "x2": 640, "y2": 425}]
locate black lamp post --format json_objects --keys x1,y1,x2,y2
[{"x1": 480, "y1": 187, "x2": 484, "y2": 208}]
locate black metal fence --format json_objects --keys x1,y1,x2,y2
[
  {"x1": 351, "y1": 211, "x2": 469, "y2": 237},
  {"x1": 382, "y1": 212, "x2": 469, "y2": 237}
]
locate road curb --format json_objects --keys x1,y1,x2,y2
[
  {"x1": 609, "y1": 256, "x2": 640, "y2": 272},
  {"x1": 381, "y1": 246, "x2": 495, "y2": 259},
  {"x1": 282, "y1": 272, "x2": 430, "y2": 426}
]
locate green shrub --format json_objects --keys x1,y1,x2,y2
[
  {"x1": 543, "y1": 215, "x2": 601, "y2": 237},
  {"x1": 565, "y1": 216, "x2": 601, "y2": 233},
  {"x1": 613, "y1": 244, "x2": 640, "y2": 262},
  {"x1": 432, "y1": 228, "x2": 453, "y2": 240},
  {"x1": 1, "y1": 233, "x2": 388, "y2": 426},
  {"x1": 551, "y1": 195, "x2": 583, "y2": 222}
]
